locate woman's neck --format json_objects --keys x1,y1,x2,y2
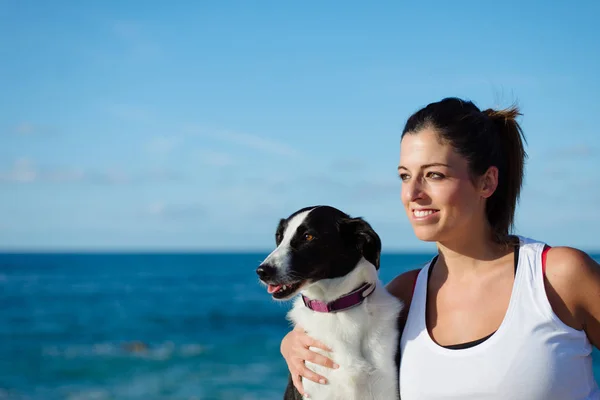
[{"x1": 435, "y1": 223, "x2": 513, "y2": 277}]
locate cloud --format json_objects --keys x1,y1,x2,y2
[
  {"x1": 218, "y1": 130, "x2": 298, "y2": 157},
  {"x1": 549, "y1": 144, "x2": 595, "y2": 158},
  {"x1": 14, "y1": 123, "x2": 36, "y2": 135},
  {"x1": 0, "y1": 158, "x2": 38, "y2": 182},
  {"x1": 144, "y1": 136, "x2": 181, "y2": 155},
  {"x1": 0, "y1": 159, "x2": 183, "y2": 185},
  {"x1": 330, "y1": 158, "x2": 368, "y2": 172},
  {"x1": 186, "y1": 126, "x2": 299, "y2": 158},
  {"x1": 197, "y1": 174, "x2": 400, "y2": 227},
  {"x1": 350, "y1": 179, "x2": 399, "y2": 199},
  {"x1": 108, "y1": 104, "x2": 153, "y2": 123},
  {"x1": 144, "y1": 201, "x2": 205, "y2": 219},
  {"x1": 110, "y1": 20, "x2": 161, "y2": 59},
  {"x1": 8, "y1": 122, "x2": 56, "y2": 136},
  {"x1": 296, "y1": 175, "x2": 349, "y2": 191},
  {"x1": 143, "y1": 137, "x2": 236, "y2": 168},
  {"x1": 198, "y1": 149, "x2": 235, "y2": 167},
  {"x1": 79, "y1": 20, "x2": 161, "y2": 69},
  {"x1": 139, "y1": 169, "x2": 184, "y2": 183},
  {"x1": 83, "y1": 168, "x2": 185, "y2": 185},
  {"x1": 296, "y1": 174, "x2": 398, "y2": 199}
]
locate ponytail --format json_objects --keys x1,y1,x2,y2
[{"x1": 482, "y1": 106, "x2": 528, "y2": 244}]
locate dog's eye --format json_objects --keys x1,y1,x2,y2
[{"x1": 304, "y1": 233, "x2": 314, "y2": 242}]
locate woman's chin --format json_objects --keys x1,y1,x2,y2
[{"x1": 412, "y1": 226, "x2": 441, "y2": 242}]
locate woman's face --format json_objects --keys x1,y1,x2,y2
[{"x1": 398, "y1": 128, "x2": 491, "y2": 243}]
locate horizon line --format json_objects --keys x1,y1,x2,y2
[
  {"x1": 1, "y1": 247, "x2": 599, "y2": 255},
  {"x1": 0, "y1": 248, "x2": 438, "y2": 255}
]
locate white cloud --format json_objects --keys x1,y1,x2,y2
[
  {"x1": 108, "y1": 104, "x2": 153, "y2": 123},
  {"x1": 8, "y1": 122, "x2": 56, "y2": 136},
  {"x1": 0, "y1": 158, "x2": 37, "y2": 182},
  {"x1": 217, "y1": 130, "x2": 298, "y2": 157},
  {"x1": 198, "y1": 150, "x2": 235, "y2": 167},
  {"x1": 141, "y1": 169, "x2": 184, "y2": 182},
  {"x1": 110, "y1": 20, "x2": 161, "y2": 59},
  {"x1": 0, "y1": 159, "x2": 182, "y2": 185},
  {"x1": 144, "y1": 201, "x2": 205, "y2": 219},
  {"x1": 550, "y1": 144, "x2": 594, "y2": 158},
  {"x1": 14, "y1": 123, "x2": 36, "y2": 135},
  {"x1": 330, "y1": 158, "x2": 368, "y2": 172},
  {"x1": 294, "y1": 174, "x2": 398, "y2": 200},
  {"x1": 144, "y1": 136, "x2": 181, "y2": 155},
  {"x1": 146, "y1": 201, "x2": 166, "y2": 216},
  {"x1": 79, "y1": 20, "x2": 161, "y2": 70},
  {"x1": 97, "y1": 168, "x2": 130, "y2": 185},
  {"x1": 185, "y1": 126, "x2": 299, "y2": 158}
]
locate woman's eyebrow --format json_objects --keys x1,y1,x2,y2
[{"x1": 397, "y1": 162, "x2": 452, "y2": 171}]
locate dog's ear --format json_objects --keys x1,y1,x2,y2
[
  {"x1": 275, "y1": 218, "x2": 287, "y2": 245},
  {"x1": 339, "y1": 217, "x2": 382, "y2": 269}
]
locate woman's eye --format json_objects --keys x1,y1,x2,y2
[
  {"x1": 427, "y1": 172, "x2": 444, "y2": 179},
  {"x1": 398, "y1": 173, "x2": 409, "y2": 181}
]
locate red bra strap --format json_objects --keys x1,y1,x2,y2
[{"x1": 542, "y1": 244, "x2": 551, "y2": 276}]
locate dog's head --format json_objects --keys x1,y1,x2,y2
[{"x1": 256, "y1": 205, "x2": 381, "y2": 300}]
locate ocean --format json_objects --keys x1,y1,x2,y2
[{"x1": 1, "y1": 252, "x2": 599, "y2": 400}]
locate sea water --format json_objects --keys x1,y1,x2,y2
[{"x1": 1, "y1": 252, "x2": 599, "y2": 400}]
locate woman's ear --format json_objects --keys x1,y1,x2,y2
[{"x1": 480, "y1": 166, "x2": 499, "y2": 199}]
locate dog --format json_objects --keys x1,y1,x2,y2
[{"x1": 256, "y1": 205, "x2": 403, "y2": 400}]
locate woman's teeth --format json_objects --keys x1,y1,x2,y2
[{"x1": 414, "y1": 210, "x2": 436, "y2": 217}]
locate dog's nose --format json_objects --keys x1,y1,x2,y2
[{"x1": 256, "y1": 263, "x2": 276, "y2": 280}]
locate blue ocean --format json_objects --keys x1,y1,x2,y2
[{"x1": 1, "y1": 252, "x2": 599, "y2": 400}]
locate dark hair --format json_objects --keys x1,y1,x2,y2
[{"x1": 401, "y1": 97, "x2": 527, "y2": 244}]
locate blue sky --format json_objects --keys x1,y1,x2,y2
[{"x1": 1, "y1": 1, "x2": 599, "y2": 252}]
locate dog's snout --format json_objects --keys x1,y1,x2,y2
[{"x1": 256, "y1": 263, "x2": 276, "y2": 280}]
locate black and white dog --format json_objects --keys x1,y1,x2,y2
[{"x1": 256, "y1": 205, "x2": 403, "y2": 400}]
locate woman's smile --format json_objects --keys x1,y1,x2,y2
[{"x1": 411, "y1": 208, "x2": 440, "y2": 222}]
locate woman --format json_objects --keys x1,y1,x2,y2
[{"x1": 280, "y1": 97, "x2": 600, "y2": 399}]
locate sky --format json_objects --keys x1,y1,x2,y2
[{"x1": 0, "y1": 1, "x2": 599, "y2": 252}]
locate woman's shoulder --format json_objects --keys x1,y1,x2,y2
[
  {"x1": 544, "y1": 246, "x2": 599, "y2": 295},
  {"x1": 543, "y1": 245, "x2": 600, "y2": 337},
  {"x1": 385, "y1": 268, "x2": 422, "y2": 306}
]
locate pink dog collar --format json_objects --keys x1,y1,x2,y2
[{"x1": 301, "y1": 282, "x2": 376, "y2": 313}]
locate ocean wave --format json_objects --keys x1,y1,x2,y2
[
  {"x1": 1, "y1": 358, "x2": 288, "y2": 400},
  {"x1": 41, "y1": 341, "x2": 207, "y2": 361},
  {"x1": 0, "y1": 388, "x2": 29, "y2": 400}
]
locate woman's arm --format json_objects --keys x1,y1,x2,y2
[
  {"x1": 280, "y1": 325, "x2": 337, "y2": 396},
  {"x1": 544, "y1": 246, "x2": 600, "y2": 348}
]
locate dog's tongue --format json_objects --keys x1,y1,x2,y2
[{"x1": 267, "y1": 284, "x2": 282, "y2": 294}]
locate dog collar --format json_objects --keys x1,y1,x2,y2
[{"x1": 301, "y1": 282, "x2": 376, "y2": 313}]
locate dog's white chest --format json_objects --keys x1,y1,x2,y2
[
  {"x1": 288, "y1": 288, "x2": 402, "y2": 400},
  {"x1": 303, "y1": 356, "x2": 398, "y2": 400}
]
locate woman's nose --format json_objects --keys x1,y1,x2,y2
[{"x1": 403, "y1": 177, "x2": 424, "y2": 202}]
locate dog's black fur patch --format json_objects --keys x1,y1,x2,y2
[{"x1": 265, "y1": 206, "x2": 381, "y2": 288}]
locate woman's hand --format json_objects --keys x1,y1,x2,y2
[{"x1": 280, "y1": 325, "x2": 339, "y2": 396}]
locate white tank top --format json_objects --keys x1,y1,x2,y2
[{"x1": 399, "y1": 236, "x2": 599, "y2": 399}]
